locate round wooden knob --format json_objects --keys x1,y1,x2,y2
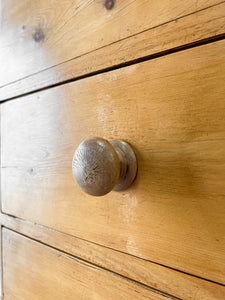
[{"x1": 72, "y1": 137, "x2": 137, "y2": 196}]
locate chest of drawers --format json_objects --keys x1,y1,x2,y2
[{"x1": 0, "y1": 1, "x2": 225, "y2": 299}]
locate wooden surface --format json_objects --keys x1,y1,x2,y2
[
  {"x1": 2, "y1": 39, "x2": 225, "y2": 284},
  {"x1": 0, "y1": 0, "x2": 224, "y2": 100},
  {"x1": 2, "y1": 228, "x2": 174, "y2": 300},
  {"x1": 1, "y1": 213, "x2": 225, "y2": 300}
]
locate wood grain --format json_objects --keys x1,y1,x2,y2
[
  {"x1": 1, "y1": 213, "x2": 225, "y2": 300},
  {"x1": 2, "y1": 228, "x2": 174, "y2": 300},
  {"x1": 0, "y1": 0, "x2": 224, "y2": 99},
  {"x1": 1, "y1": 40, "x2": 225, "y2": 284}
]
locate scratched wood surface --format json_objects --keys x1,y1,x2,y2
[
  {"x1": 1, "y1": 213, "x2": 225, "y2": 300},
  {"x1": 0, "y1": 0, "x2": 223, "y2": 95},
  {"x1": 1, "y1": 40, "x2": 225, "y2": 284},
  {"x1": 2, "y1": 228, "x2": 174, "y2": 300}
]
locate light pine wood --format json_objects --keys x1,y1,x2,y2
[
  {"x1": 1, "y1": 213, "x2": 225, "y2": 300},
  {"x1": 2, "y1": 40, "x2": 225, "y2": 284},
  {"x1": 0, "y1": 0, "x2": 223, "y2": 96},
  {"x1": 2, "y1": 228, "x2": 173, "y2": 300}
]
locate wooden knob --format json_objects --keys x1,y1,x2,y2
[{"x1": 72, "y1": 137, "x2": 137, "y2": 196}]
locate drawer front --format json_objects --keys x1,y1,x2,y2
[
  {"x1": 2, "y1": 40, "x2": 225, "y2": 284},
  {"x1": 2, "y1": 228, "x2": 169, "y2": 300},
  {"x1": 0, "y1": 0, "x2": 222, "y2": 88},
  {"x1": 0, "y1": 2, "x2": 225, "y2": 102},
  {"x1": 1, "y1": 213, "x2": 225, "y2": 300}
]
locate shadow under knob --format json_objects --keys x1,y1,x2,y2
[{"x1": 72, "y1": 137, "x2": 137, "y2": 196}]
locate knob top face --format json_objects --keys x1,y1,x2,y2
[{"x1": 72, "y1": 138, "x2": 120, "y2": 196}]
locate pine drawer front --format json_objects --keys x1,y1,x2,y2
[
  {"x1": 1, "y1": 39, "x2": 225, "y2": 284},
  {"x1": 1, "y1": 213, "x2": 225, "y2": 300},
  {"x1": 2, "y1": 228, "x2": 171, "y2": 300},
  {"x1": 0, "y1": 0, "x2": 223, "y2": 89}
]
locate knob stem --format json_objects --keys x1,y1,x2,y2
[{"x1": 109, "y1": 140, "x2": 137, "y2": 191}]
